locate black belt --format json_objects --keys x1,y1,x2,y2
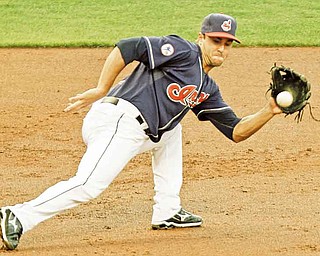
[{"x1": 101, "y1": 97, "x2": 145, "y2": 126}]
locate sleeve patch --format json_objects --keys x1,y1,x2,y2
[{"x1": 161, "y1": 44, "x2": 175, "y2": 56}]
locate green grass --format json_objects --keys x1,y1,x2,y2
[{"x1": 1, "y1": 0, "x2": 319, "y2": 47}]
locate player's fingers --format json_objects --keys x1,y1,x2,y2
[
  {"x1": 68, "y1": 94, "x2": 83, "y2": 103},
  {"x1": 64, "y1": 100, "x2": 84, "y2": 112}
]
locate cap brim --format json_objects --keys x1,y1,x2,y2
[{"x1": 205, "y1": 32, "x2": 241, "y2": 44}]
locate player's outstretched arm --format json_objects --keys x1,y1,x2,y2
[
  {"x1": 64, "y1": 47, "x2": 126, "y2": 112},
  {"x1": 232, "y1": 97, "x2": 282, "y2": 143}
]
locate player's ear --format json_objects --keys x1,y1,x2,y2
[
  {"x1": 198, "y1": 32, "x2": 205, "y2": 40},
  {"x1": 197, "y1": 32, "x2": 205, "y2": 45}
]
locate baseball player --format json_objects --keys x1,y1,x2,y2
[{"x1": 0, "y1": 13, "x2": 282, "y2": 250}]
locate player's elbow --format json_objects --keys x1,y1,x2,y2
[
  {"x1": 232, "y1": 117, "x2": 258, "y2": 143},
  {"x1": 232, "y1": 133, "x2": 249, "y2": 143},
  {"x1": 232, "y1": 124, "x2": 252, "y2": 143}
]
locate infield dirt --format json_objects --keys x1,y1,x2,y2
[{"x1": 1, "y1": 47, "x2": 320, "y2": 256}]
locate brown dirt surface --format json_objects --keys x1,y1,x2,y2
[{"x1": 1, "y1": 47, "x2": 320, "y2": 256}]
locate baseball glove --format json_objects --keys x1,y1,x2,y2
[{"x1": 268, "y1": 64, "x2": 315, "y2": 122}]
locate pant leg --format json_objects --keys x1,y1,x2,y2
[
  {"x1": 9, "y1": 102, "x2": 148, "y2": 233},
  {"x1": 139, "y1": 124, "x2": 183, "y2": 224}
]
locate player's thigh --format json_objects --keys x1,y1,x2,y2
[
  {"x1": 77, "y1": 114, "x2": 147, "y2": 181},
  {"x1": 138, "y1": 123, "x2": 182, "y2": 154},
  {"x1": 76, "y1": 137, "x2": 137, "y2": 186}
]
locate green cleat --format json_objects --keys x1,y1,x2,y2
[{"x1": 0, "y1": 208, "x2": 23, "y2": 250}]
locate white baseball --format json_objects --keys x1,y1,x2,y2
[{"x1": 276, "y1": 91, "x2": 293, "y2": 107}]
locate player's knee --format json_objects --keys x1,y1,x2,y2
[
  {"x1": 80, "y1": 180, "x2": 108, "y2": 200},
  {"x1": 67, "y1": 174, "x2": 110, "y2": 201}
]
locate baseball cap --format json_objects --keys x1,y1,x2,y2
[{"x1": 201, "y1": 13, "x2": 241, "y2": 43}]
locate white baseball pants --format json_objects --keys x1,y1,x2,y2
[{"x1": 9, "y1": 98, "x2": 183, "y2": 233}]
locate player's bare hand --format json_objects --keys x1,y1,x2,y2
[{"x1": 64, "y1": 88, "x2": 106, "y2": 112}]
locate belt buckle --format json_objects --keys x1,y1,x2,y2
[{"x1": 101, "y1": 96, "x2": 119, "y2": 105}]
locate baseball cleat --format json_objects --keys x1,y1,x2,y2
[
  {"x1": 0, "y1": 208, "x2": 23, "y2": 250},
  {"x1": 152, "y1": 208, "x2": 202, "y2": 230}
]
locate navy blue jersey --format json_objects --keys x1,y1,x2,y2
[{"x1": 108, "y1": 35, "x2": 240, "y2": 142}]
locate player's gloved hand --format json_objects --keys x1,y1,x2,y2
[
  {"x1": 267, "y1": 64, "x2": 312, "y2": 122},
  {"x1": 64, "y1": 87, "x2": 106, "y2": 112}
]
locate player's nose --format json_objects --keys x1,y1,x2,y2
[{"x1": 217, "y1": 44, "x2": 225, "y2": 53}]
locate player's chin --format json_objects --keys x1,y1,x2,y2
[{"x1": 211, "y1": 57, "x2": 225, "y2": 67}]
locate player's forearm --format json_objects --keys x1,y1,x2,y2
[
  {"x1": 232, "y1": 105, "x2": 275, "y2": 143},
  {"x1": 96, "y1": 47, "x2": 126, "y2": 95},
  {"x1": 64, "y1": 47, "x2": 126, "y2": 113}
]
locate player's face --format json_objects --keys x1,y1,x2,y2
[{"x1": 198, "y1": 34, "x2": 233, "y2": 72}]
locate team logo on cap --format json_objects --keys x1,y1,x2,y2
[
  {"x1": 221, "y1": 19, "x2": 232, "y2": 32},
  {"x1": 161, "y1": 44, "x2": 174, "y2": 56}
]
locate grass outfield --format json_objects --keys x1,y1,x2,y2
[{"x1": 1, "y1": 0, "x2": 320, "y2": 47}]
